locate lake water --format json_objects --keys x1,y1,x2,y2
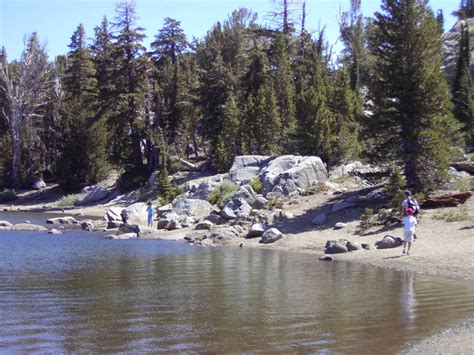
[{"x1": 0, "y1": 229, "x2": 473, "y2": 353}]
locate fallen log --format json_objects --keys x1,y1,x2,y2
[
  {"x1": 450, "y1": 163, "x2": 474, "y2": 175},
  {"x1": 421, "y1": 191, "x2": 472, "y2": 208},
  {"x1": 171, "y1": 156, "x2": 198, "y2": 170}
]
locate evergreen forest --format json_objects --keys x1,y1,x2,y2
[{"x1": 0, "y1": 0, "x2": 473, "y2": 195}]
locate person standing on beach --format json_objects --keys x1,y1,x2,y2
[
  {"x1": 147, "y1": 201, "x2": 154, "y2": 228},
  {"x1": 400, "y1": 190, "x2": 420, "y2": 239},
  {"x1": 402, "y1": 208, "x2": 417, "y2": 255}
]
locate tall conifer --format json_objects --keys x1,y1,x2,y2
[{"x1": 368, "y1": 0, "x2": 463, "y2": 191}]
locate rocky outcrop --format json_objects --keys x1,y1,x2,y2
[
  {"x1": 46, "y1": 216, "x2": 79, "y2": 224},
  {"x1": 261, "y1": 156, "x2": 328, "y2": 197},
  {"x1": 229, "y1": 155, "x2": 272, "y2": 184},
  {"x1": 75, "y1": 185, "x2": 109, "y2": 206},
  {"x1": 443, "y1": 19, "x2": 474, "y2": 86},
  {"x1": 172, "y1": 198, "x2": 212, "y2": 218},
  {"x1": 183, "y1": 155, "x2": 328, "y2": 202}
]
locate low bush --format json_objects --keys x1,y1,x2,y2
[
  {"x1": 207, "y1": 180, "x2": 238, "y2": 207},
  {"x1": 55, "y1": 193, "x2": 80, "y2": 207},
  {"x1": 249, "y1": 177, "x2": 263, "y2": 194},
  {"x1": 359, "y1": 208, "x2": 375, "y2": 232}
]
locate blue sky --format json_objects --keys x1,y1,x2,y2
[{"x1": 0, "y1": 0, "x2": 459, "y2": 61}]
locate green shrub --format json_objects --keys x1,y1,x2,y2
[
  {"x1": 249, "y1": 177, "x2": 263, "y2": 194},
  {"x1": 0, "y1": 189, "x2": 17, "y2": 203},
  {"x1": 383, "y1": 166, "x2": 406, "y2": 208},
  {"x1": 55, "y1": 194, "x2": 80, "y2": 207},
  {"x1": 359, "y1": 208, "x2": 375, "y2": 232},
  {"x1": 207, "y1": 180, "x2": 238, "y2": 207}
]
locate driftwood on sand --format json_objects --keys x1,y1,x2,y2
[{"x1": 421, "y1": 192, "x2": 472, "y2": 208}]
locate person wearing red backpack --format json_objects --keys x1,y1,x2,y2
[{"x1": 400, "y1": 190, "x2": 420, "y2": 239}]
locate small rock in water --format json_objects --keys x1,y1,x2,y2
[
  {"x1": 319, "y1": 255, "x2": 334, "y2": 261},
  {"x1": 24, "y1": 220, "x2": 31, "y2": 224},
  {"x1": 239, "y1": 242, "x2": 245, "y2": 247}
]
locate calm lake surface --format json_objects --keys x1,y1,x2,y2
[{"x1": 1, "y1": 229, "x2": 473, "y2": 354}]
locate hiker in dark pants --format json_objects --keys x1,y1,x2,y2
[{"x1": 400, "y1": 190, "x2": 420, "y2": 239}]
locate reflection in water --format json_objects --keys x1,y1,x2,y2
[
  {"x1": 0, "y1": 231, "x2": 474, "y2": 353},
  {"x1": 400, "y1": 273, "x2": 417, "y2": 326}
]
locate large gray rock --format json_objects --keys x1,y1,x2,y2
[
  {"x1": 204, "y1": 213, "x2": 222, "y2": 225},
  {"x1": 172, "y1": 198, "x2": 212, "y2": 219},
  {"x1": 104, "y1": 207, "x2": 123, "y2": 222},
  {"x1": 0, "y1": 220, "x2": 13, "y2": 227},
  {"x1": 375, "y1": 235, "x2": 403, "y2": 249},
  {"x1": 123, "y1": 203, "x2": 148, "y2": 226},
  {"x1": 210, "y1": 226, "x2": 243, "y2": 241},
  {"x1": 2, "y1": 223, "x2": 48, "y2": 231},
  {"x1": 157, "y1": 213, "x2": 182, "y2": 230},
  {"x1": 118, "y1": 223, "x2": 141, "y2": 235},
  {"x1": 253, "y1": 196, "x2": 267, "y2": 209},
  {"x1": 324, "y1": 240, "x2": 349, "y2": 254},
  {"x1": 221, "y1": 198, "x2": 252, "y2": 219},
  {"x1": 32, "y1": 179, "x2": 46, "y2": 190},
  {"x1": 46, "y1": 216, "x2": 79, "y2": 224},
  {"x1": 195, "y1": 220, "x2": 214, "y2": 230},
  {"x1": 75, "y1": 185, "x2": 109, "y2": 206},
  {"x1": 260, "y1": 228, "x2": 283, "y2": 244},
  {"x1": 229, "y1": 155, "x2": 271, "y2": 184},
  {"x1": 81, "y1": 221, "x2": 94, "y2": 231},
  {"x1": 247, "y1": 223, "x2": 265, "y2": 238},
  {"x1": 347, "y1": 241, "x2": 363, "y2": 251},
  {"x1": 260, "y1": 156, "x2": 328, "y2": 197},
  {"x1": 329, "y1": 161, "x2": 363, "y2": 181},
  {"x1": 233, "y1": 185, "x2": 257, "y2": 206}
]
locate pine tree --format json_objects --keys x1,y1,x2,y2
[
  {"x1": 57, "y1": 24, "x2": 108, "y2": 191},
  {"x1": 151, "y1": 17, "x2": 188, "y2": 147},
  {"x1": 271, "y1": 32, "x2": 296, "y2": 149},
  {"x1": 328, "y1": 67, "x2": 362, "y2": 164},
  {"x1": 294, "y1": 54, "x2": 335, "y2": 162},
  {"x1": 452, "y1": 23, "x2": 474, "y2": 145},
  {"x1": 339, "y1": 0, "x2": 366, "y2": 90},
  {"x1": 367, "y1": 0, "x2": 463, "y2": 192},
  {"x1": 110, "y1": 0, "x2": 148, "y2": 188}
]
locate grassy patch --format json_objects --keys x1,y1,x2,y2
[
  {"x1": 207, "y1": 180, "x2": 238, "y2": 207},
  {"x1": 434, "y1": 206, "x2": 469, "y2": 222},
  {"x1": 55, "y1": 194, "x2": 80, "y2": 207}
]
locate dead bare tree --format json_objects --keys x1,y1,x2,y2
[{"x1": 0, "y1": 33, "x2": 53, "y2": 188}]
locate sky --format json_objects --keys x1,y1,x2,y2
[{"x1": 0, "y1": 0, "x2": 460, "y2": 61}]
